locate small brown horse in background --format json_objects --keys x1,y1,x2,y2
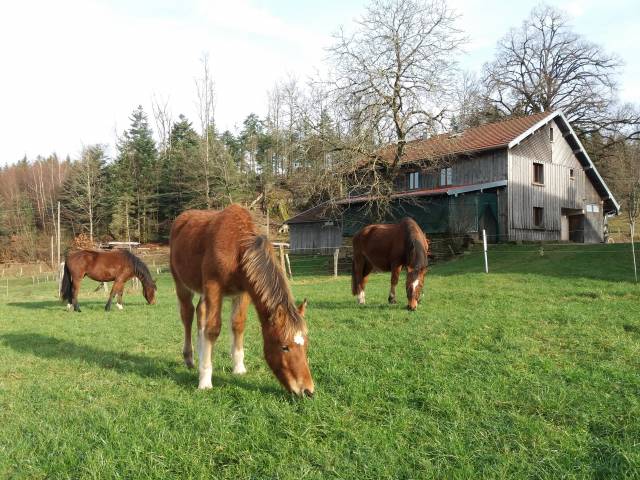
[
  {"x1": 60, "y1": 250, "x2": 157, "y2": 312},
  {"x1": 352, "y1": 217, "x2": 430, "y2": 311},
  {"x1": 169, "y1": 204, "x2": 314, "y2": 396}
]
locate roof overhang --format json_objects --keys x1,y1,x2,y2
[{"x1": 508, "y1": 110, "x2": 620, "y2": 215}]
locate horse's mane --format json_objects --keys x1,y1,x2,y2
[
  {"x1": 123, "y1": 251, "x2": 156, "y2": 289},
  {"x1": 402, "y1": 218, "x2": 428, "y2": 270},
  {"x1": 241, "y1": 234, "x2": 305, "y2": 340}
]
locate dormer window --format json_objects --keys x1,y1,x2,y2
[
  {"x1": 549, "y1": 126, "x2": 554, "y2": 142},
  {"x1": 407, "y1": 171, "x2": 420, "y2": 190}
]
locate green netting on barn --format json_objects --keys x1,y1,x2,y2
[{"x1": 340, "y1": 192, "x2": 499, "y2": 238}]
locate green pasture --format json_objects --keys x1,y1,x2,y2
[{"x1": 0, "y1": 244, "x2": 639, "y2": 479}]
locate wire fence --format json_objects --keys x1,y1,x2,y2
[{"x1": 2, "y1": 234, "x2": 638, "y2": 301}]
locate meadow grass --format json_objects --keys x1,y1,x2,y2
[{"x1": 0, "y1": 244, "x2": 639, "y2": 479}]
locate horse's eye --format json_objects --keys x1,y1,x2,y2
[{"x1": 281, "y1": 345, "x2": 290, "y2": 352}]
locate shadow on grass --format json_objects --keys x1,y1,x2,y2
[
  {"x1": 6, "y1": 300, "x2": 116, "y2": 311},
  {"x1": 0, "y1": 332, "x2": 284, "y2": 397}
]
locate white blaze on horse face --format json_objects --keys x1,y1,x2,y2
[
  {"x1": 357, "y1": 291, "x2": 366, "y2": 304},
  {"x1": 293, "y1": 332, "x2": 305, "y2": 346},
  {"x1": 411, "y1": 279, "x2": 420, "y2": 291}
]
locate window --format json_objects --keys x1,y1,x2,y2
[
  {"x1": 533, "y1": 207, "x2": 544, "y2": 227},
  {"x1": 569, "y1": 168, "x2": 575, "y2": 179},
  {"x1": 533, "y1": 162, "x2": 544, "y2": 185},
  {"x1": 549, "y1": 126, "x2": 554, "y2": 142},
  {"x1": 586, "y1": 203, "x2": 600, "y2": 213},
  {"x1": 440, "y1": 167, "x2": 452, "y2": 186},
  {"x1": 407, "y1": 171, "x2": 420, "y2": 190}
]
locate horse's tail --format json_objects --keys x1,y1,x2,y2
[
  {"x1": 403, "y1": 218, "x2": 428, "y2": 269},
  {"x1": 60, "y1": 261, "x2": 73, "y2": 303}
]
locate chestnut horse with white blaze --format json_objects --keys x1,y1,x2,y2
[
  {"x1": 352, "y1": 217, "x2": 430, "y2": 311},
  {"x1": 60, "y1": 249, "x2": 157, "y2": 312},
  {"x1": 169, "y1": 204, "x2": 314, "y2": 396}
]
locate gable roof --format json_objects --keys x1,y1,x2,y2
[
  {"x1": 378, "y1": 110, "x2": 619, "y2": 214},
  {"x1": 379, "y1": 111, "x2": 553, "y2": 163}
]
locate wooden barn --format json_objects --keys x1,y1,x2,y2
[{"x1": 285, "y1": 111, "x2": 619, "y2": 252}]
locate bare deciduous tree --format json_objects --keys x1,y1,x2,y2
[
  {"x1": 608, "y1": 140, "x2": 640, "y2": 281},
  {"x1": 483, "y1": 4, "x2": 639, "y2": 139},
  {"x1": 323, "y1": 0, "x2": 465, "y2": 217}
]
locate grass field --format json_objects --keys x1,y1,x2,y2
[{"x1": 1, "y1": 244, "x2": 639, "y2": 479}]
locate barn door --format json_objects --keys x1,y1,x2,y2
[
  {"x1": 479, "y1": 205, "x2": 498, "y2": 243},
  {"x1": 561, "y1": 215, "x2": 569, "y2": 241}
]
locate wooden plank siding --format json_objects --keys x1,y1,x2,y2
[
  {"x1": 507, "y1": 118, "x2": 604, "y2": 242},
  {"x1": 399, "y1": 150, "x2": 508, "y2": 190},
  {"x1": 289, "y1": 222, "x2": 342, "y2": 254}
]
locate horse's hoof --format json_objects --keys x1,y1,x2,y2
[
  {"x1": 184, "y1": 359, "x2": 195, "y2": 369},
  {"x1": 105, "y1": 305, "x2": 111, "y2": 312},
  {"x1": 388, "y1": 296, "x2": 397, "y2": 304}
]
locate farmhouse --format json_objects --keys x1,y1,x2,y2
[{"x1": 286, "y1": 111, "x2": 619, "y2": 252}]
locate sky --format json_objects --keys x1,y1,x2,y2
[{"x1": 0, "y1": 0, "x2": 638, "y2": 165}]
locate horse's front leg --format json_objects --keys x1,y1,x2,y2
[
  {"x1": 230, "y1": 293, "x2": 251, "y2": 374},
  {"x1": 197, "y1": 282, "x2": 223, "y2": 389},
  {"x1": 105, "y1": 280, "x2": 124, "y2": 311},
  {"x1": 388, "y1": 265, "x2": 402, "y2": 304}
]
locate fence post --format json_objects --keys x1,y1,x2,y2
[
  {"x1": 285, "y1": 253, "x2": 293, "y2": 279},
  {"x1": 333, "y1": 248, "x2": 340, "y2": 278},
  {"x1": 482, "y1": 229, "x2": 489, "y2": 274},
  {"x1": 278, "y1": 244, "x2": 286, "y2": 274}
]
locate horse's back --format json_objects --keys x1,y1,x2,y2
[
  {"x1": 169, "y1": 205, "x2": 256, "y2": 293},
  {"x1": 353, "y1": 223, "x2": 404, "y2": 271}
]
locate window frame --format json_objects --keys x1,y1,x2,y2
[
  {"x1": 440, "y1": 167, "x2": 453, "y2": 186},
  {"x1": 407, "y1": 171, "x2": 420, "y2": 190},
  {"x1": 533, "y1": 207, "x2": 544, "y2": 228},
  {"x1": 533, "y1": 162, "x2": 545, "y2": 185}
]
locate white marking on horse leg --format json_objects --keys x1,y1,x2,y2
[
  {"x1": 198, "y1": 328, "x2": 213, "y2": 389},
  {"x1": 357, "y1": 291, "x2": 365, "y2": 304},
  {"x1": 116, "y1": 302, "x2": 123, "y2": 310},
  {"x1": 231, "y1": 342, "x2": 246, "y2": 375},
  {"x1": 67, "y1": 303, "x2": 72, "y2": 311}
]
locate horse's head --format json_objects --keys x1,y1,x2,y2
[
  {"x1": 143, "y1": 278, "x2": 157, "y2": 305},
  {"x1": 262, "y1": 299, "x2": 314, "y2": 397},
  {"x1": 406, "y1": 267, "x2": 426, "y2": 311}
]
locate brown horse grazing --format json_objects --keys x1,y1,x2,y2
[
  {"x1": 60, "y1": 250, "x2": 157, "y2": 312},
  {"x1": 169, "y1": 204, "x2": 314, "y2": 396},
  {"x1": 351, "y1": 217, "x2": 430, "y2": 311}
]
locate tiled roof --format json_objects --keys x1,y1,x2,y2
[{"x1": 379, "y1": 111, "x2": 554, "y2": 164}]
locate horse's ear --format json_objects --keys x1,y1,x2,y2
[{"x1": 297, "y1": 298, "x2": 308, "y2": 317}]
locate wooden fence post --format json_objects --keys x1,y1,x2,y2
[
  {"x1": 482, "y1": 229, "x2": 489, "y2": 274},
  {"x1": 279, "y1": 244, "x2": 286, "y2": 274},
  {"x1": 285, "y1": 253, "x2": 293, "y2": 279},
  {"x1": 333, "y1": 248, "x2": 340, "y2": 278}
]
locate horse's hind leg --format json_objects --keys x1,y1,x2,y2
[
  {"x1": 388, "y1": 265, "x2": 401, "y2": 304},
  {"x1": 230, "y1": 293, "x2": 251, "y2": 374},
  {"x1": 71, "y1": 278, "x2": 82, "y2": 312},
  {"x1": 176, "y1": 282, "x2": 195, "y2": 368},
  {"x1": 352, "y1": 254, "x2": 371, "y2": 305}
]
